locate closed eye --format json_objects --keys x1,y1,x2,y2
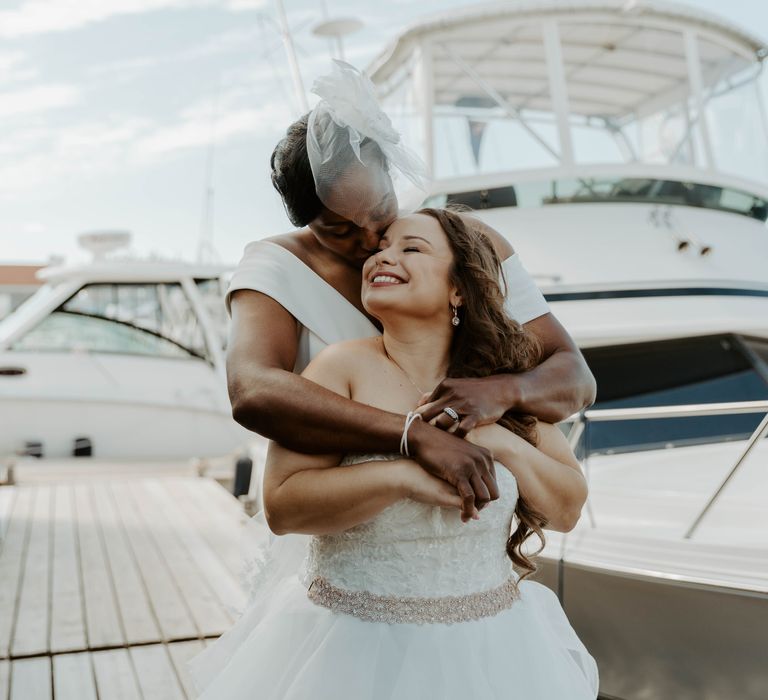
[{"x1": 322, "y1": 223, "x2": 352, "y2": 236}]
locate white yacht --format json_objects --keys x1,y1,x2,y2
[
  {"x1": 369, "y1": 2, "x2": 768, "y2": 698},
  {"x1": 0, "y1": 234, "x2": 250, "y2": 460}
]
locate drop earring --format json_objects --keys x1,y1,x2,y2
[{"x1": 451, "y1": 304, "x2": 460, "y2": 326}]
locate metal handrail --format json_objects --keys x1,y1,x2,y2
[
  {"x1": 580, "y1": 400, "x2": 768, "y2": 422},
  {"x1": 684, "y1": 411, "x2": 768, "y2": 539},
  {"x1": 564, "y1": 400, "x2": 768, "y2": 537}
]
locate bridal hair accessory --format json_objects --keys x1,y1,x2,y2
[
  {"x1": 451, "y1": 304, "x2": 461, "y2": 326},
  {"x1": 307, "y1": 60, "x2": 428, "y2": 227},
  {"x1": 400, "y1": 411, "x2": 423, "y2": 457}
]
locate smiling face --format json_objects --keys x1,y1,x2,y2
[{"x1": 361, "y1": 213, "x2": 461, "y2": 324}]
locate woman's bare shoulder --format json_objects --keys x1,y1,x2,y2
[
  {"x1": 311, "y1": 337, "x2": 381, "y2": 367},
  {"x1": 301, "y1": 337, "x2": 381, "y2": 396},
  {"x1": 262, "y1": 230, "x2": 315, "y2": 260}
]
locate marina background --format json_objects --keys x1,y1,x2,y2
[
  {"x1": 1, "y1": 1, "x2": 767, "y2": 698},
  {"x1": 0, "y1": 0, "x2": 766, "y2": 268}
]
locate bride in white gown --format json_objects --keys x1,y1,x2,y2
[{"x1": 189, "y1": 207, "x2": 599, "y2": 699}]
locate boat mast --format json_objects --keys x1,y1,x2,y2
[{"x1": 274, "y1": 0, "x2": 309, "y2": 114}]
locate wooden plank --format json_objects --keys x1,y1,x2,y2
[
  {"x1": 0, "y1": 488, "x2": 15, "y2": 544},
  {"x1": 108, "y1": 481, "x2": 197, "y2": 642},
  {"x1": 130, "y1": 481, "x2": 234, "y2": 633},
  {"x1": 0, "y1": 488, "x2": 34, "y2": 659},
  {"x1": 73, "y1": 484, "x2": 124, "y2": 649},
  {"x1": 52, "y1": 652, "x2": 97, "y2": 700},
  {"x1": 92, "y1": 483, "x2": 159, "y2": 646},
  {"x1": 10, "y1": 656, "x2": 51, "y2": 700},
  {"x1": 12, "y1": 485, "x2": 53, "y2": 657},
  {"x1": 91, "y1": 649, "x2": 141, "y2": 700},
  {"x1": 130, "y1": 644, "x2": 185, "y2": 700},
  {"x1": 50, "y1": 486, "x2": 87, "y2": 654},
  {"x1": 0, "y1": 660, "x2": 8, "y2": 700},
  {"x1": 167, "y1": 639, "x2": 205, "y2": 699},
  {"x1": 175, "y1": 479, "x2": 247, "y2": 581},
  {"x1": 139, "y1": 481, "x2": 240, "y2": 631}
]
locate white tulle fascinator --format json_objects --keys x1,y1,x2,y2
[{"x1": 307, "y1": 60, "x2": 428, "y2": 227}]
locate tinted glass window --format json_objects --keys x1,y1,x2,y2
[
  {"x1": 12, "y1": 312, "x2": 194, "y2": 358},
  {"x1": 428, "y1": 178, "x2": 768, "y2": 221},
  {"x1": 582, "y1": 335, "x2": 768, "y2": 454},
  {"x1": 195, "y1": 278, "x2": 229, "y2": 349},
  {"x1": 12, "y1": 283, "x2": 209, "y2": 360}
]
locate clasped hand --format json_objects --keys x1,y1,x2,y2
[
  {"x1": 417, "y1": 376, "x2": 511, "y2": 436},
  {"x1": 405, "y1": 376, "x2": 515, "y2": 522}
]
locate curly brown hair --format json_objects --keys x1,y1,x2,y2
[{"x1": 419, "y1": 207, "x2": 548, "y2": 581}]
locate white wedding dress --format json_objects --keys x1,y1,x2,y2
[
  {"x1": 188, "y1": 241, "x2": 598, "y2": 698},
  {"x1": 189, "y1": 454, "x2": 599, "y2": 699}
]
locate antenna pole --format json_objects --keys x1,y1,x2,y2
[
  {"x1": 274, "y1": 0, "x2": 309, "y2": 114},
  {"x1": 198, "y1": 81, "x2": 220, "y2": 263}
]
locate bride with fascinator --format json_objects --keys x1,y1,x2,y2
[{"x1": 188, "y1": 62, "x2": 599, "y2": 698}]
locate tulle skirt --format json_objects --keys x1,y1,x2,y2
[{"x1": 188, "y1": 574, "x2": 599, "y2": 699}]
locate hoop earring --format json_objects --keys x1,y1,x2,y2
[{"x1": 451, "y1": 304, "x2": 460, "y2": 327}]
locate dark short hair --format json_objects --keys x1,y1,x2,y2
[
  {"x1": 270, "y1": 113, "x2": 388, "y2": 228},
  {"x1": 270, "y1": 114, "x2": 324, "y2": 227}
]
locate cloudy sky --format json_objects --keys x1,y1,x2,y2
[{"x1": 1, "y1": 0, "x2": 766, "y2": 265}]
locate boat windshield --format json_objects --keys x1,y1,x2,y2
[
  {"x1": 581, "y1": 334, "x2": 768, "y2": 455},
  {"x1": 0, "y1": 283, "x2": 63, "y2": 346},
  {"x1": 425, "y1": 177, "x2": 768, "y2": 221},
  {"x1": 10, "y1": 282, "x2": 212, "y2": 361}
]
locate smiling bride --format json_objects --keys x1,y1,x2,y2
[{"x1": 190, "y1": 207, "x2": 599, "y2": 699}]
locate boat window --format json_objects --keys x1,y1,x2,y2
[
  {"x1": 427, "y1": 178, "x2": 768, "y2": 221},
  {"x1": 11, "y1": 283, "x2": 209, "y2": 360},
  {"x1": 195, "y1": 278, "x2": 229, "y2": 349},
  {"x1": 742, "y1": 337, "x2": 768, "y2": 380},
  {"x1": 0, "y1": 283, "x2": 62, "y2": 346},
  {"x1": 581, "y1": 334, "x2": 768, "y2": 454}
]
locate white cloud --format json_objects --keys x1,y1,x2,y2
[
  {"x1": 0, "y1": 0, "x2": 238, "y2": 38},
  {"x1": 88, "y1": 25, "x2": 267, "y2": 81},
  {"x1": 0, "y1": 51, "x2": 37, "y2": 84},
  {"x1": 0, "y1": 93, "x2": 290, "y2": 195},
  {"x1": 0, "y1": 83, "x2": 79, "y2": 118},
  {"x1": 226, "y1": 0, "x2": 266, "y2": 9},
  {"x1": 23, "y1": 221, "x2": 46, "y2": 234},
  {"x1": 56, "y1": 118, "x2": 151, "y2": 153},
  {"x1": 133, "y1": 100, "x2": 290, "y2": 160}
]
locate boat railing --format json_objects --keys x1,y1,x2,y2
[{"x1": 565, "y1": 401, "x2": 768, "y2": 538}]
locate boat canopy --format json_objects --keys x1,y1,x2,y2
[{"x1": 368, "y1": 0, "x2": 768, "y2": 186}]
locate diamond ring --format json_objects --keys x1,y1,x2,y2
[{"x1": 442, "y1": 407, "x2": 460, "y2": 422}]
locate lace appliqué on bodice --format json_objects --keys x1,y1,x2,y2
[{"x1": 304, "y1": 454, "x2": 519, "y2": 602}]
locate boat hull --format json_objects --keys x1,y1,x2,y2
[
  {"x1": 0, "y1": 397, "x2": 250, "y2": 459},
  {"x1": 0, "y1": 350, "x2": 250, "y2": 459},
  {"x1": 534, "y1": 556, "x2": 768, "y2": 700}
]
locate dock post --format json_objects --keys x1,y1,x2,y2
[{"x1": 233, "y1": 456, "x2": 253, "y2": 498}]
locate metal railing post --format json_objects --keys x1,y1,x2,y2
[
  {"x1": 564, "y1": 400, "x2": 768, "y2": 536},
  {"x1": 684, "y1": 411, "x2": 768, "y2": 539}
]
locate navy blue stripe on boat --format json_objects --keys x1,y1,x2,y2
[{"x1": 544, "y1": 287, "x2": 768, "y2": 302}]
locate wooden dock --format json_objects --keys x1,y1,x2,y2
[{"x1": 0, "y1": 477, "x2": 249, "y2": 699}]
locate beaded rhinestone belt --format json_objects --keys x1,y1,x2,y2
[{"x1": 307, "y1": 576, "x2": 520, "y2": 625}]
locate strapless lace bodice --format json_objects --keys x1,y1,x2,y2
[{"x1": 304, "y1": 454, "x2": 518, "y2": 598}]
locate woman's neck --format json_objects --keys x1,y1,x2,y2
[{"x1": 380, "y1": 319, "x2": 451, "y2": 392}]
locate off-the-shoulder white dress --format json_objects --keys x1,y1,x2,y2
[
  {"x1": 223, "y1": 240, "x2": 551, "y2": 372},
  {"x1": 188, "y1": 241, "x2": 599, "y2": 699}
]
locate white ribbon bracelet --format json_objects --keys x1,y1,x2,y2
[{"x1": 400, "y1": 411, "x2": 423, "y2": 457}]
